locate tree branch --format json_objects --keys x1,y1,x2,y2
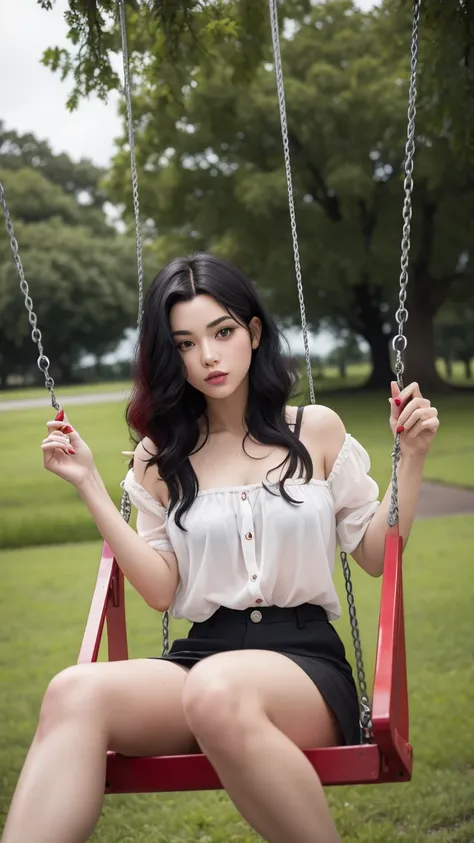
[{"x1": 287, "y1": 131, "x2": 341, "y2": 221}]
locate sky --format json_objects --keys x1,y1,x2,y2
[{"x1": 0, "y1": 0, "x2": 378, "y2": 359}]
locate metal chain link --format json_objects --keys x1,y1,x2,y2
[
  {"x1": 117, "y1": 0, "x2": 170, "y2": 654},
  {"x1": 388, "y1": 0, "x2": 421, "y2": 529},
  {"x1": 268, "y1": 0, "x2": 420, "y2": 741},
  {"x1": 0, "y1": 182, "x2": 60, "y2": 411},
  {"x1": 118, "y1": 0, "x2": 145, "y2": 332},
  {"x1": 267, "y1": 0, "x2": 370, "y2": 737},
  {"x1": 341, "y1": 552, "x2": 373, "y2": 741},
  {"x1": 267, "y1": 0, "x2": 315, "y2": 405}
]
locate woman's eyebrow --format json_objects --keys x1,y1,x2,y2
[{"x1": 172, "y1": 315, "x2": 235, "y2": 337}]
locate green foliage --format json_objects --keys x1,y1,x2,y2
[
  {"x1": 39, "y1": 0, "x2": 270, "y2": 110},
  {"x1": 0, "y1": 214, "x2": 137, "y2": 378},
  {"x1": 38, "y1": 0, "x2": 474, "y2": 155},
  {"x1": 102, "y1": 0, "x2": 473, "y2": 389},
  {"x1": 0, "y1": 129, "x2": 143, "y2": 385},
  {"x1": 35, "y1": 0, "x2": 474, "y2": 389},
  {"x1": 0, "y1": 123, "x2": 108, "y2": 208}
]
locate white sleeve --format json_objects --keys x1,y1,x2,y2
[
  {"x1": 121, "y1": 469, "x2": 174, "y2": 553},
  {"x1": 329, "y1": 435, "x2": 380, "y2": 554}
]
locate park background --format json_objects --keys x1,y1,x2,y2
[{"x1": 1, "y1": 1, "x2": 473, "y2": 841}]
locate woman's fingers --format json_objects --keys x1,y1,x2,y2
[
  {"x1": 41, "y1": 441, "x2": 75, "y2": 456},
  {"x1": 400, "y1": 405, "x2": 437, "y2": 433},
  {"x1": 397, "y1": 396, "x2": 431, "y2": 427},
  {"x1": 43, "y1": 432, "x2": 70, "y2": 445},
  {"x1": 41, "y1": 432, "x2": 75, "y2": 455},
  {"x1": 397, "y1": 381, "x2": 422, "y2": 405},
  {"x1": 46, "y1": 420, "x2": 73, "y2": 433},
  {"x1": 403, "y1": 414, "x2": 439, "y2": 439}
]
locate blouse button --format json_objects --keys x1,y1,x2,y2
[
  {"x1": 245, "y1": 532, "x2": 253, "y2": 540},
  {"x1": 255, "y1": 598, "x2": 263, "y2": 604},
  {"x1": 241, "y1": 492, "x2": 247, "y2": 501},
  {"x1": 251, "y1": 574, "x2": 257, "y2": 581}
]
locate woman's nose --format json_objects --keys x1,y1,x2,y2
[{"x1": 201, "y1": 341, "x2": 219, "y2": 366}]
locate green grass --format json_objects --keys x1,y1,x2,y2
[
  {"x1": 0, "y1": 381, "x2": 132, "y2": 402},
  {"x1": 1, "y1": 390, "x2": 473, "y2": 550},
  {"x1": 1, "y1": 517, "x2": 474, "y2": 842}
]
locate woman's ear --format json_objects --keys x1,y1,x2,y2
[{"x1": 249, "y1": 317, "x2": 262, "y2": 349}]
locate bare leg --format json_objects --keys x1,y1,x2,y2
[
  {"x1": 1, "y1": 659, "x2": 196, "y2": 843},
  {"x1": 183, "y1": 650, "x2": 343, "y2": 843}
]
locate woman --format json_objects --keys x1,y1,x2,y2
[{"x1": 2, "y1": 253, "x2": 439, "y2": 843}]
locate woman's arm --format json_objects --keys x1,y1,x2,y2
[
  {"x1": 302, "y1": 381, "x2": 439, "y2": 579},
  {"x1": 42, "y1": 419, "x2": 178, "y2": 611},
  {"x1": 350, "y1": 381, "x2": 439, "y2": 576},
  {"x1": 351, "y1": 452, "x2": 424, "y2": 576},
  {"x1": 76, "y1": 468, "x2": 179, "y2": 611}
]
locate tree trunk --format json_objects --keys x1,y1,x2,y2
[
  {"x1": 462, "y1": 356, "x2": 472, "y2": 380},
  {"x1": 350, "y1": 280, "x2": 394, "y2": 389},
  {"x1": 362, "y1": 329, "x2": 394, "y2": 390},
  {"x1": 402, "y1": 298, "x2": 451, "y2": 393},
  {"x1": 444, "y1": 357, "x2": 453, "y2": 379},
  {"x1": 56, "y1": 353, "x2": 75, "y2": 385}
]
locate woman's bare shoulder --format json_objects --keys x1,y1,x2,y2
[{"x1": 132, "y1": 438, "x2": 168, "y2": 505}]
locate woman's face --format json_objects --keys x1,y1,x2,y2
[{"x1": 170, "y1": 294, "x2": 261, "y2": 400}]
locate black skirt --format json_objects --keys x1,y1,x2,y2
[{"x1": 153, "y1": 603, "x2": 361, "y2": 747}]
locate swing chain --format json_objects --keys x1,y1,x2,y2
[
  {"x1": 388, "y1": 0, "x2": 420, "y2": 530},
  {"x1": 120, "y1": 488, "x2": 132, "y2": 523},
  {"x1": 341, "y1": 552, "x2": 373, "y2": 740},
  {"x1": 0, "y1": 181, "x2": 60, "y2": 411},
  {"x1": 268, "y1": 0, "x2": 371, "y2": 740},
  {"x1": 268, "y1": 0, "x2": 315, "y2": 406},
  {"x1": 118, "y1": 0, "x2": 170, "y2": 656},
  {"x1": 118, "y1": 0, "x2": 144, "y2": 332}
]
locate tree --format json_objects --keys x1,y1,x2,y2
[
  {"x1": 0, "y1": 123, "x2": 111, "y2": 232},
  {"x1": 326, "y1": 331, "x2": 367, "y2": 380},
  {"x1": 102, "y1": 0, "x2": 473, "y2": 390},
  {"x1": 37, "y1": 0, "x2": 474, "y2": 161},
  {"x1": 37, "y1": 0, "x2": 474, "y2": 390},
  {"x1": 0, "y1": 213, "x2": 138, "y2": 385},
  {"x1": 435, "y1": 276, "x2": 474, "y2": 381},
  {"x1": 0, "y1": 140, "x2": 142, "y2": 386}
]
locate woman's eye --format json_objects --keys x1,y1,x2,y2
[
  {"x1": 177, "y1": 340, "x2": 193, "y2": 351},
  {"x1": 217, "y1": 327, "x2": 233, "y2": 338}
]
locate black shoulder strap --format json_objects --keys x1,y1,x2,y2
[{"x1": 294, "y1": 406, "x2": 304, "y2": 439}]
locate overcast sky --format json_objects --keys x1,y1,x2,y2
[{"x1": 0, "y1": 0, "x2": 378, "y2": 359}]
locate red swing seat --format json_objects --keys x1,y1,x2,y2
[{"x1": 78, "y1": 527, "x2": 412, "y2": 791}]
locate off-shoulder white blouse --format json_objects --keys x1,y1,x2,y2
[{"x1": 121, "y1": 433, "x2": 380, "y2": 623}]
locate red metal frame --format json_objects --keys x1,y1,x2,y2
[{"x1": 78, "y1": 529, "x2": 412, "y2": 792}]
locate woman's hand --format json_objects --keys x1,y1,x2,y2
[
  {"x1": 389, "y1": 381, "x2": 439, "y2": 457},
  {"x1": 41, "y1": 411, "x2": 96, "y2": 486}
]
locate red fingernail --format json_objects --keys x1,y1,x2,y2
[
  {"x1": 61, "y1": 425, "x2": 74, "y2": 434},
  {"x1": 67, "y1": 448, "x2": 75, "y2": 455},
  {"x1": 394, "y1": 398, "x2": 401, "y2": 407},
  {"x1": 55, "y1": 410, "x2": 64, "y2": 421},
  {"x1": 397, "y1": 425, "x2": 405, "y2": 434}
]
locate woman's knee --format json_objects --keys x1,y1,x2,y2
[
  {"x1": 182, "y1": 658, "x2": 260, "y2": 742},
  {"x1": 38, "y1": 664, "x2": 103, "y2": 738}
]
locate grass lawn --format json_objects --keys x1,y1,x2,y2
[
  {"x1": 1, "y1": 516, "x2": 474, "y2": 842},
  {"x1": 0, "y1": 389, "x2": 473, "y2": 550},
  {"x1": 0, "y1": 381, "x2": 133, "y2": 403}
]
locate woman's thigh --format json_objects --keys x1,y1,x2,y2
[
  {"x1": 183, "y1": 649, "x2": 341, "y2": 749},
  {"x1": 41, "y1": 658, "x2": 200, "y2": 757}
]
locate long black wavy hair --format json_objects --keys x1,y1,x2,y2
[{"x1": 126, "y1": 252, "x2": 313, "y2": 528}]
